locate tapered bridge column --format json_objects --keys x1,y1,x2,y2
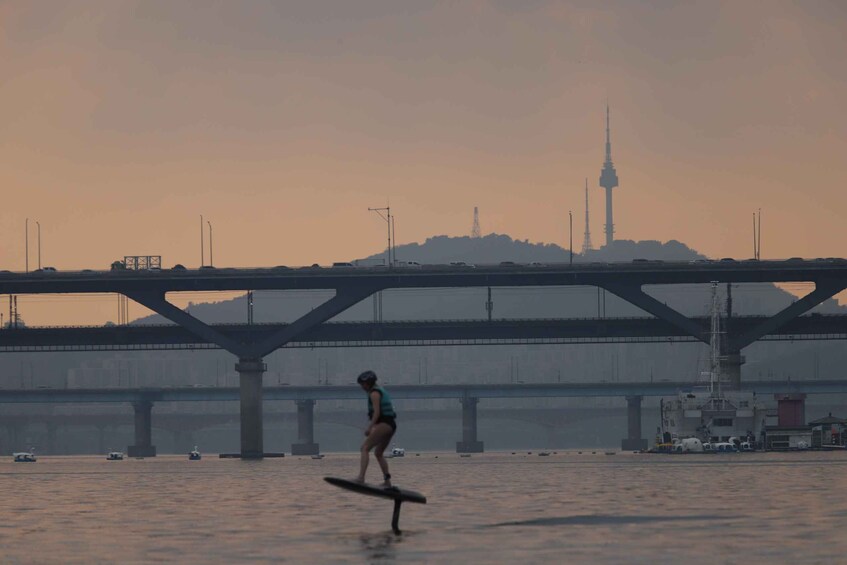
[
  {"x1": 291, "y1": 399, "x2": 320, "y2": 455},
  {"x1": 457, "y1": 397, "x2": 484, "y2": 453},
  {"x1": 720, "y1": 350, "x2": 745, "y2": 390},
  {"x1": 128, "y1": 400, "x2": 156, "y2": 457},
  {"x1": 237, "y1": 358, "x2": 266, "y2": 459},
  {"x1": 621, "y1": 395, "x2": 647, "y2": 451}
]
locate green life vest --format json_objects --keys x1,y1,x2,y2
[{"x1": 367, "y1": 386, "x2": 396, "y2": 418}]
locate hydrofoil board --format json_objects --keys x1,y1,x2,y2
[{"x1": 324, "y1": 477, "x2": 426, "y2": 504}]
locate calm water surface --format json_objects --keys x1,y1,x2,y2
[{"x1": 3, "y1": 451, "x2": 847, "y2": 564}]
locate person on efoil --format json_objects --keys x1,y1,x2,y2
[{"x1": 355, "y1": 370, "x2": 397, "y2": 487}]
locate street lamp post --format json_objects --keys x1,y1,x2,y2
[
  {"x1": 25, "y1": 218, "x2": 29, "y2": 272},
  {"x1": 207, "y1": 221, "x2": 213, "y2": 267},
  {"x1": 569, "y1": 211, "x2": 573, "y2": 266},
  {"x1": 368, "y1": 206, "x2": 392, "y2": 267},
  {"x1": 200, "y1": 215, "x2": 204, "y2": 267},
  {"x1": 36, "y1": 221, "x2": 41, "y2": 270}
]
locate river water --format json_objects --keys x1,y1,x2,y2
[{"x1": 3, "y1": 451, "x2": 847, "y2": 564}]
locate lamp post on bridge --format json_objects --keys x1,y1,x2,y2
[
  {"x1": 207, "y1": 220, "x2": 213, "y2": 267},
  {"x1": 36, "y1": 221, "x2": 41, "y2": 270},
  {"x1": 200, "y1": 214, "x2": 204, "y2": 267},
  {"x1": 569, "y1": 210, "x2": 573, "y2": 266},
  {"x1": 368, "y1": 206, "x2": 393, "y2": 267}
]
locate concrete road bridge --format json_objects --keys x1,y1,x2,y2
[{"x1": 2, "y1": 259, "x2": 847, "y2": 457}]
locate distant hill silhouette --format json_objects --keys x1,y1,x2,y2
[{"x1": 371, "y1": 234, "x2": 704, "y2": 266}]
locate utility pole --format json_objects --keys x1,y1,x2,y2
[
  {"x1": 36, "y1": 221, "x2": 41, "y2": 270},
  {"x1": 207, "y1": 221, "x2": 213, "y2": 267},
  {"x1": 569, "y1": 211, "x2": 573, "y2": 266},
  {"x1": 368, "y1": 206, "x2": 392, "y2": 267},
  {"x1": 200, "y1": 214, "x2": 204, "y2": 267},
  {"x1": 25, "y1": 218, "x2": 29, "y2": 272}
]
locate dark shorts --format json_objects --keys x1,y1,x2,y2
[{"x1": 376, "y1": 415, "x2": 397, "y2": 432}]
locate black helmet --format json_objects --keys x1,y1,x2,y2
[{"x1": 357, "y1": 370, "x2": 377, "y2": 385}]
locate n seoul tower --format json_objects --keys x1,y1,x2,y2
[{"x1": 598, "y1": 104, "x2": 619, "y2": 247}]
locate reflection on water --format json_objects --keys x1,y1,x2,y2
[
  {"x1": 491, "y1": 514, "x2": 732, "y2": 527},
  {"x1": 358, "y1": 531, "x2": 401, "y2": 563},
  {"x1": 3, "y1": 452, "x2": 847, "y2": 563}
]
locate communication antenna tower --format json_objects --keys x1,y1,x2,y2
[
  {"x1": 471, "y1": 207, "x2": 481, "y2": 238},
  {"x1": 581, "y1": 178, "x2": 593, "y2": 254},
  {"x1": 598, "y1": 103, "x2": 620, "y2": 247}
]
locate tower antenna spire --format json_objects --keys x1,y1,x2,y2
[
  {"x1": 471, "y1": 206, "x2": 481, "y2": 238},
  {"x1": 598, "y1": 103, "x2": 620, "y2": 247},
  {"x1": 581, "y1": 178, "x2": 593, "y2": 254},
  {"x1": 605, "y1": 102, "x2": 613, "y2": 163}
]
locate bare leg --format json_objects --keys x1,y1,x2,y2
[
  {"x1": 357, "y1": 423, "x2": 394, "y2": 482},
  {"x1": 374, "y1": 426, "x2": 396, "y2": 483},
  {"x1": 356, "y1": 439, "x2": 370, "y2": 482}
]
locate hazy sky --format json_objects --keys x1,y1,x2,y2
[{"x1": 2, "y1": 1, "x2": 846, "y2": 324}]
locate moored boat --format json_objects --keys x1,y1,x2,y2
[
  {"x1": 13, "y1": 449, "x2": 36, "y2": 463},
  {"x1": 657, "y1": 284, "x2": 767, "y2": 452}
]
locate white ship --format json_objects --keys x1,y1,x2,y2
[{"x1": 658, "y1": 283, "x2": 767, "y2": 452}]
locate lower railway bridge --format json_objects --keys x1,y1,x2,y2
[{"x1": 2, "y1": 380, "x2": 846, "y2": 455}]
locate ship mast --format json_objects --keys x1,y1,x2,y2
[{"x1": 709, "y1": 282, "x2": 722, "y2": 398}]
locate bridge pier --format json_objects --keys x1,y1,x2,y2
[
  {"x1": 291, "y1": 399, "x2": 320, "y2": 455},
  {"x1": 237, "y1": 358, "x2": 266, "y2": 459},
  {"x1": 721, "y1": 351, "x2": 745, "y2": 390},
  {"x1": 456, "y1": 397, "x2": 484, "y2": 453},
  {"x1": 128, "y1": 400, "x2": 156, "y2": 457},
  {"x1": 621, "y1": 395, "x2": 647, "y2": 451}
]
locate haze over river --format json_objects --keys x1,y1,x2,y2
[{"x1": 4, "y1": 451, "x2": 846, "y2": 564}]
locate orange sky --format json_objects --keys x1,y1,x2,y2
[{"x1": 2, "y1": 1, "x2": 846, "y2": 326}]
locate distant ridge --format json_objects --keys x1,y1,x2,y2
[{"x1": 359, "y1": 233, "x2": 705, "y2": 266}]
